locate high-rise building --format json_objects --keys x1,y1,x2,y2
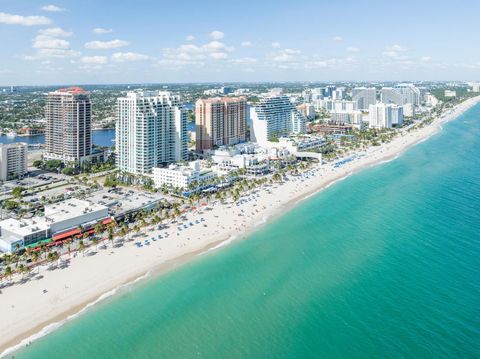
[
  {"x1": 330, "y1": 111, "x2": 363, "y2": 128},
  {"x1": 250, "y1": 95, "x2": 306, "y2": 146},
  {"x1": 368, "y1": 103, "x2": 403, "y2": 128},
  {"x1": 352, "y1": 87, "x2": 377, "y2": 110},
  {"x1": 195, "y1": 97, "x2": 247, "y2": 152},
  {"x1": 0, "y1": 142, "x2": 28, "y2": 181},
  {"x1": 296, "y1": 103, "x2": 316, "y2": 120},
  {"x1": 45, "y1": 87, "x2": 92, "y2": 163},
  {"x1": 314, "y1": 99, "x2": 357, "y2": 112},
  {"x1": 116, "y1": 91, "x2": 188, "y2": 175},
  {"x1": 382, "y1": 84, "x2": 421, "y2": 106},
  {"x1": 380, "y1": 87, "x2": 403, "y2": 105}
]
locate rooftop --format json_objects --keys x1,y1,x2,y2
[
  {"x1": 0, "y1": 217, "x2": 48, "y2": 238},
  {"x1": 44, "y1": 198, "x2": 107, "y2": 223},
  {"x1": 53, "y1": 87, "x2": 90, "y2": 95}
]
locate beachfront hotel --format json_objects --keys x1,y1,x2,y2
[
  {"x1": 0, "y1": 142, "x2": 28, "y2": 181},
  {"x1": 250, "y1": 95, "x2": 307, "y2": 146},
  {"x1": 195, "y1": 96, "x2": 247, "y2": 152},
  {"x1": 115, "y1": 91, "x2": 188, "y2": 175},
  {"x1": 352, "y1": 87, "x2": 377, "y2": 110},
  {"x1": 152, "y1": 161, "x2": 216, "y2": 190},
  {"x1": 368, "y1": 103, "x2": 404, "y2": 128},
  {"x1": 44, "y1": 87, "x2": 92, "y2": 164}
]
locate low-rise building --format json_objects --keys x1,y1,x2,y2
[
  {"x1": 152, "y1": 161, "x2": 216, "y2": 190},
  {"x1": 0, "y1": 198, "x2": 109, "y2": 252},
  {"x1": 212, "y1": 151, "x2": 270, "y2": 176},
  {"x1": 444, "y1": 90, "x2": 456, "y2": 98},
  {"x1": 0, "y1": 217, "x2": 48, "y2": 253},
  {"x1": 0, "y1": 142, "x2": 28, "y2": 181}
]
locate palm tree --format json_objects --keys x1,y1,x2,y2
[
  {"x1": 78, "y1": 240, "x2": 85, "y2": 256},
  {"x1": 108, "y1": 228, "x2": 114, "y2": 247},
  {"x1": 4, "y1": 266, "x2": 12, "y2": 280}
]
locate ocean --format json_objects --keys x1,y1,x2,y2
[{"x1": 10, "y1": 105, "x2": 480, "y2": 358}]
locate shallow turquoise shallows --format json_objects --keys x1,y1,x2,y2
[{"x1": 13, "y1": 105, "x2": 480, "y2": 359}]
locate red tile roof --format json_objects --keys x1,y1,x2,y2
[{"x1": 57, "y1": 86, "x2": 89, "y2": 95}]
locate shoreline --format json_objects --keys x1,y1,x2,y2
[{"x1": 1, "y1": 96, "x2": 479, "y2": 357}]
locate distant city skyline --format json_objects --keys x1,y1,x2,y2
[{"x1": 1, "y1": 0, "x2": 480, "y2": 85}]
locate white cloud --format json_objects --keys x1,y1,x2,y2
[
  {"x1": 210, "y1": 30, "x2": 224, "y2": 40},
  {"x1": 333, "y1": 36, "x2": 343, "y2": 42},
  {"x1": 241, "y1": 41, "x2": 252, "y2": 47},
  {"x1": 229, "y1": 57, "x2": 258, "y2": 65},
  {"x1": 80, "y1": 56, "x2": 108, "y2": 64},
  {"x1": 93, "y1": 28, "x2": 113, "y2": 34},
  {"x1": 420, "y1": 56, "x2": 431, "y2": 62},
  {"x1": 24, "y1": 48, "x2": 80, "y2": 60},
  {"x1": 41, "y1": 5, "x2": 66, "y2": 12},
  {"x1": 271, "y1": 42, "x2": 281, "y2": 48},
  {"x1": 185, "y1": 35, "x2": 195, "y2": 41},
  {"x1": 210, "y1": 52, "x2": 228, "y2": 60},
  {"x1": 160, "y1": 38, "x2": 235, "y2": 68},
  {"x1": 203, "y1": 41, "x2": 233, "y2": 52},
  {"x1": 387, "y1": 44, "x2": 406, "y2": 52},
  {"x1": 111, "y1": 52, "x2": 149, "y2": 62},
  {"x1": 39, "y1": 27, "x2": 72, "y2": 38},
  {"x1": 383, "y1": 44, "x2": 407, "y2": 58},
  {"x1": 271, "y1": 48, "x2": 301, "y2": 62},
  {"x1": 347, "y1": 47, "x2": 360, "y2": 53},
  {"x1": 0, "y1": 12, "x2": 51, "y2": 26},
  {"x1": 33, "y1": 35, "x2": 70, "y2": 50},
  {"x1": 25, "y1": 28, "x2": 79, "y2": 60},
  {"x1": 85, "y1": 40, "x2": 129, "y2": 49}
]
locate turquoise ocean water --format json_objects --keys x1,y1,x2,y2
[{"x1": 11, "y1": 105, "x2": 480, "y2": 358}]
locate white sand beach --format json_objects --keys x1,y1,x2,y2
[{"x1": 1, "y1": 96, "x2": 479, "y2": 356}]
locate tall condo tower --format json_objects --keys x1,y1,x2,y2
[{"x1": 45, "y1": 87, "x2": 92, "y2": 163}]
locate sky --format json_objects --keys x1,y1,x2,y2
[{"x1": 1, "y1": 0, "x2": 480, "y2": 85}]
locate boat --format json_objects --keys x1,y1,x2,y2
[{"x1": 6, "y1": 131, "x2": 16, "y2": 138}]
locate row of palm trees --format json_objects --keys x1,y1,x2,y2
[{"x1": 1, "y1": 158, "x2": 315, "y2": 282}]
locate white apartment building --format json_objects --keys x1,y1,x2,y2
[
  {"x1": 314, "y1": 99, "x2": 357, "y2": 112},
  {"x1": 330, "y1": 110, "x2": 363, "y2": 128},
  {"x1": 152, "y1": 161, "x2": 216, "y2": 190},
  {"x1": 425, "y1": 93, "x2": 439, "y2": 107},
  {"x1": 297, "y1": 103, "x2": 316, "y2": 120},
  {"x1": 332, "y1": 88, "x2": 344, "y2": 100},
  {"x1": 250, "y1": 95, "x2": 306, "y2": 146},
  {"x1": 116, "y1": 91, "x2": 188, "y2": 175},
  {"x1": 352, "y1": 87, "x2": 377, "y2": 110},
  {"x1": 381, "y1": 84, "x2": 421, "y2": 106},
  {"x1": 368, "y1": 103, "x2": 404, "y2": 128},
  {"x1": 0, "y1": 142, "x2": 28, "y2": 181},
  {"x1": 471, "y1": 83, "x2": 480, "y2": 92},
  {"x1": 445, "y1": 90, "x2": 456, "y2": 97}
]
